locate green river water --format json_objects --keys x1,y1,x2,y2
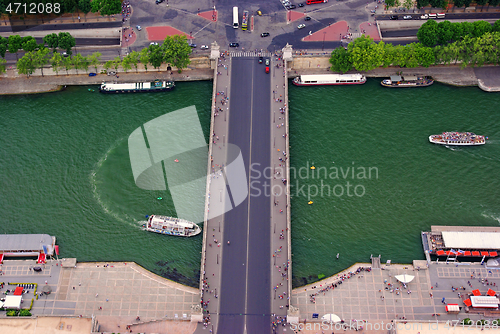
[{"x1": 1, "y1": 79, "x2": 499, "y2": 288}]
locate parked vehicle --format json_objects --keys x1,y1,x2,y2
[
  {"x1": 89, "y1": 72, "x2": 97, "y2": 77},
  {"x1": 298, "y1": 23, "x2": 306, "y2": 29},
  {"x1": 261, "y1": 32, "x2": 270, "y2": 37},
  {"x1": 403, "y1": 15, "x2": 412, "y2": 19}
]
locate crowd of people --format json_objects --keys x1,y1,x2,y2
[
  {"x1": 121, "y1": 1, "x2": 131, "y2": 22},
  {"x1": 309, "y1": 267, "x2": 371, "y2": 303}
]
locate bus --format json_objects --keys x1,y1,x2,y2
[
  {"x1": 306, "y1": 0, "x2": 328, "y2": 4},
  {"x1": 233, "y1": 7, "x2": 239, "y2": 29},
  {"x1": 242, "y1": 10, "x2": 249, "y2": 30}
]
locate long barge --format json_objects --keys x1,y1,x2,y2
[
  {"x1": 381, "y1": 75, "x2": 433, "y2": 87},
  {"x1": 99, "y1": 80, "x2": 175, "y2": 93},
  {"x1": 292, "y1": 74, "x2": 366, "y2": 86}
]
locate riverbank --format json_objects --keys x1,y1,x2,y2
[{"x1": 2, "y1": 55, "x2": 500, "y2": 95}]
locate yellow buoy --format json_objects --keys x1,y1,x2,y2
[
  {"x1": 310, "y1": 166, "x2": 316, "y2": 170},
  {"x1": 308, "y1": 201, "x2": 313, "y2": 205}
]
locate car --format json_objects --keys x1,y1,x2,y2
[
  {"x1": 289, "y1": 4, "x2": 296, "y2": 9},
  {"x1": 265, "y1": 66, "x2": 270, "y2": 73},
  {"x1": 304, "y1": 16, "x2": 311, "y2": 21},
  {"x1": 61, "y1": 51, "x2": 69, "y2": 57},
  {"x1": 155, "y1": 0, "x2": 164, "y2": 4},
  {"x1": 298, "y1": 3, "x2": 305, "y2": 7},
  {"x1": 297, "y1": 23, "x2": 306, "y2": 29},
  {"x1": 261, "y1": 32, "x2": 270, "y2": 37},
  {"x1": 107, "y1": 71, "x2": 116, "y2": 76},
  {"x1": 33, "y1": 267, "x2": 42, "y2": 272},
  {"x1": 136, "y1": 25, "x2": 142, "y2": 31},
  {"x1": 265, "y1": 58, "x2": 270, "y2": 66},
  {"x1": 390, "y1": 15, "x2": 398, "y2": 20},
  {"x1": 89, "y1": 72, "x2": 97, "y2": 77},
  {"x1": 257, "y1": 10, "x2": 262, "y2": 15},
  {"x1": 200, "y1": 45, "x2": 209, "y2": 49},
  {"x1": 150, "y1": 42, "x2": 158, "y2": 46},
  {"x1": 259, "y1": 56, "x2": 263, "y2": 64},
  {"x1": 229, "y1": 42, "x2": 239, "y2": 47},
  {"x1": 189, "y1": 43, "x2": 196, "y2": 48},
  {"x1": 403, "y1": 15, "x2": 412, "y2": 19},
  {"x1": 420, "y1": 14, "x2": 428, "y2": 19}
]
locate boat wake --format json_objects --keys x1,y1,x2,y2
[{"x1": 481, "y1": 213, "x2": 500, "y2": 224}]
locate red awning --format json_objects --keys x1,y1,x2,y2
[
  {"x1": 446, "y1": 251, "x2": 454, "y2": 256},
  {"x1": 487, "y1": 289, "x2": 497, "y2": 296},
  {"x1": 37, "y1": 253, "x2": 46, "y2": 264},
  {"x1": 481, "y1": 251, "x2": 489, "y2": 256},
  {"x1": 55, "y1": 245, "x2": 59, "y2": 255},
  {"x1": 13, "y1": 287, "x2": 23, "y2": 295},
  {"x1": 472, "y1": 289, "x2": 481, "y2": 296},
  {"x1": 0, "y1": 253, "x2": 3, "y2": 264},
  {"x1": 436, "y1": 250, "x2": 445, "y2": 256},
  {"x1": 472, "y1": 251, "x2": 480, "y2": 256},
  {"x1": 464, "y1": 251, "x2": 471, "y2": 256},
  {"x1": 463, "y1": 299, "x2": 472, "y2": 307},
  {"x1": 490, "y1": 251, "x2": 498, "y2": 257}
]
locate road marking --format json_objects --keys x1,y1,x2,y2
[{"x1": 243, "y1": 58, "x2": 256, "y2": 334}]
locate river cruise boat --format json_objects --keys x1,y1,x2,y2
[
  {"x1": 99, "y1": 80, "x2": 174, "y2": 93},
  {"x1": 381, "y1": 75, "x2": 433, "y2": 87},
  {"x1": 292, "y1": 74, "x2": 366, "y2": 86},
  {"x1": 144, "y1": 215, "x2": 201, "y2": 237},
  {"x1": 429, "y1": 132, "x2": 486, "y2": 146}
]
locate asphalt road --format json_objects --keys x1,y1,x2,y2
[
  {"x1": 218, "y1": 56, "x2": 272, "y2": 334},
  {"x1": 376, "y1": 12, "x2": 500, "y2": 21},
  {"x1": 0, "y1": 21, "x2": 122, "y2": 33}
]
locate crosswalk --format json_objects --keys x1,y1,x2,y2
[{"x1": 230, "y1": 51, "x2": 272, "y2": 57}]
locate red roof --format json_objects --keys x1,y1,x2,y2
[
  {"x1": 472, "y1": 289, "x2": 481, "y2": 296},
  {"x1": 464, "y1": 251, "x2": 471, "y2": 256},
  {"x1": 446, "y1": 251, "x2": 455, "y2": 256},
  {"x1": 463, "y1": 299, "x2": 472, "y2": 307},
  {"x1": 37, "y1": 253, "x2": 46, "y2": 264},
  {"x1": 472, "y1": 251, "x2": 480, "y2": 256},
  {"x1": 481, "y1": 251, "x2": 489, "y2": 256},
  {"x1": 490, "y1": 251, "x2": 498, "y2": 257},
  {"x1": 436, "y1": 250, "x2": 445, "y2": 256},
  {"x1": 13, "y1": 287, "x2": 23, "y2": 295},
  {"x1": 487, "y1": 289, "x2": 497, "y2": 296}
]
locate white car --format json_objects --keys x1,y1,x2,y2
[
  {"x1": 150, "y1": 42, "x2": 158, "y2": 45},
  {"x1": 403, "y1": 15, "x2": 412, "y2": 19},
  {"x1": 420, "y1": 14, "x2": 428, "y2": 19},
  {"x1": 200, "y1": 45, "x2": 209, "y2": 50},
  {"x1": 297, "y1": 24, "x2": 306, "y2": 29},
  {"x1": 136, "y1": 25, "x2": 142, "y2": 31}
]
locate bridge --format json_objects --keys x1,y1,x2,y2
[{"x1": 194, "y1": 44, "x2": 294, "y2": 334}]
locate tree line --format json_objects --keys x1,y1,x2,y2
[
  {"x1": 417, "y1": 19, "x2": 500, "y2": 46},
  {"x1": 8, "y1": 34, "x2": 192, "y2": 76},
  {"x1": 329, "y1": 31, "x2": 500, "y2": 73},
  {"x1": 0, "y1": 0, "x2": 121, "y2": 17},
  {"x1": 384, "y1": 0, "x2": 500, "y2": 10}
]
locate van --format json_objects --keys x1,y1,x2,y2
[
  {"x1": 428, "y1": 13, "x2": 437, "y2": 19},
  {"x1": 437, "y1": 13, "x2": 445, "y2": 18}
]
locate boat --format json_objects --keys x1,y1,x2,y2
[
  {"x1": 99, "y1": 80, "x2": 174, "y2": 93},
  {"x1": 381, "y1": 75, "x2": 433, "y2": 87},
  {"x1": 292, "y1": 74, "x2": 366, "y2": 86},
  {"x1": 144, "y1": 215, "x2": 201, "y2": 237},
  {"x1": 429, "y1": 132, "x2": 486, "y2": 146}
]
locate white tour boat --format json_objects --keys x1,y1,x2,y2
[
  {"x1": 144, "y1": 215, "x2": 201, "y2": 237},
  {"x1": 429, "y1": 132, "x2": 486, "y2": 146},
  {"x1": 292, "y1": 74, "x2": 366, "y2": 86}
]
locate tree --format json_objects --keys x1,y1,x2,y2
[
  {"x1": 417, "y1": 0, "x2": 429, "y2": 8},
  {"x1": 63, "y1": 55, "x2": 73, "y2": 75},
  {"x1": 104, "y1": 59, "x2": 113, "y2": 72},
  {"x1": 0, "y1": 58, "x2": 6, "y2": 74},
  {"x1": 462, "y1": 0, "x2": 472, "y2": 10},
  {"x1": 32, "y1": 47, "x2": 50, "y2": 76},
  {"x1": 148, "y1": 44, "x2": 164, "y2": 70},
  {"x1": 472, "y1": 20, "x2": 492, "y2": 37},
  {"x1": 453, "y1": 0, "x2": 465, "y2": 10},
  {"x1": 17, "y1": 52, "x2": 36, "y2": 77},
  {"x1": 21, "y1": 36, "x2": 38, "y2": 53},
  {"x1": 437, "y1": 20, "x2": 454, "y2": 44},
  {"x1": 347, "y1": 35, "x2": 383, "y2": 71},
  {"x1": 417, "y1": 20, "x2": 439, "y2": 46},
  {"x1": 385, "y1": 0, "x2": 397, "y2": 7},
  {"x1": 451, "y1": 22, "x2": 464, "y2": 40},
  {"x1": 329, "y1": 47, "x2": 353, "y2": 73},
  {"x1": 58, "y1": 32, "x2": 76, "y2": 55},
  {"x1": 8, "y1": 35, "x2": 23, "y2": 60},
  {"x1": 0, "y1": 36, "x2": 8, "y2": 58},
  {"x1": 126, "y1": 51, "x2": 140, "y2": 72},
  {"x1": 475, "y1": 0, "x2": 487, "y2": 11},
  {"x1": 414, "y1": 43, "x2": 435, "y2": 67},
  {"x1": 78, "y1": 0, "x2": 91, "y2": 21},
  {"x1": 72, "y1": 53, "x2": 85, "y2": 74},
  {"x1": 43, "y1": 33, "x2": 59, "y2": 52},
  {"x1": 381, "y1": 43, "x2": 396, "y2": 67},
  {"x1": 403, "y1": 0, "x2": 413, "y2": 10},
  {"x1": 494, "y1": 20, "x2": 500, "y2": 33},
  {"x1": 461, "y1": 21, "x2": 474, "y2": 38},
  {"x1": 91, "y1": 0, "x2": 121, "y2": 15},
  {"x1": 139, "y1": 48, "x2": 149, "y2": 72},
  {"x1": 51, "y1": 52, "x2": 64, "y2": 75},
  {"x1": 80, "y1": 55, "x2": 90, "y2": 73},
  {"x1": 489, "y1": 0, "x2": 500, "y2": 8},
  {"x1": 162, "y1": 35, "x2": 191, "y2": 72},
  {"x1": 121, "y1": 56, "x2": 132, "y2": 72},
  {"x1": 88, "y1": 52, "x2": 102, "y2": 72},
  {"x1": 112, "y1": 56, "x2": 121, "y2": 72},
  {"x1": 62, "y1": 0, "x2": 77, "y2": 17}
]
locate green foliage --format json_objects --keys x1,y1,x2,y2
[
  {"x1": 78, "y1": 0, "x2": 91, "y2": 16},
  {"x1": 63, "y1": 55, "x2": 73, "y2": 75},
  {"x1": 126, "y1": 51, "x2": 140, "y2": 72},
  {"x1": 43, "y1": 33, "x2": 59, "y2": 52},
  {"x1": 8, "y1": 35, "x2": 23, "y2": 59},
  {"x1": 21, "y1": 36, "x2": 38, "y2": 52},
  {"x1": 347, "y1": 35, "x2": 383, "y2": 71},
  {"x1": 51, "y1": 52, "x2": 64, "y2": 75},
  {"x1": 32, "y1": 47, "x2": 50, "y2": 76},
  {"x1": 148, "y1": 44, "x2": 164, "y2": 70},
  {"x1": 139, "y1": 48, "x2": 149, "y2": 72},
  {"x1": 112, "y1": 56, "x2": 121, "y2": 71},
  {"x1": 62, "y1": 0, "x2": 77, "y2": 13},
  {"x1": 329, "y1": 47, "x2": 352, "y2": 73},
  {"x1": 57, "y1": 32, "x2": 76, "y2": 55},
  {"x1": 162, "y1": 35, "x2": 191, "y2": 72},
  {"x1": 417, "y1": 0, "x2": 429, "y2": 8},
  {"x1": 385, "y1": 0, "x2": 397, "y2": 7},
  {"x1": 417, "y1": 20, "x2": 439, "y2": 46},
  {"x1": 17, "y1": 51, "x2": 36, "y2": 76},
  {"x1": 403, "y1": 0, "x2": 413, "y2": 9},
  {"x1": 6, "y1": 310, "x2": 18, "y2": 316},
  {"x1": 494, "y1": 20, "x2": 500, "y2": 33},
  {"x1": 0, "y1": 36, "x2": 8, "y2": 58},
  {"x1": 104, "y1": 59, "x2": 113, "y2": 71},
  {"x1": 91, "y1": 0, "x2": 121, "y2": 15},
  {"x1": 19, "y1": 309, "x2": 31, "y2": 316},
  {"x1": 461, "y1": 318, "x2": 472, "y2": 325},
  {"x1": 437, "y1": 21, "x2": 454, "y2": 44},
  {"x1": 88, "y1": 52, "x2": 101, "y2": 72},
  {"x1": 0, "y1": 58, "x2": 6, "y2": 74},
  {"x1": 472, "y1": 20, "x2": 492, "y2": 37}
]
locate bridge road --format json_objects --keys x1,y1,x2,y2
[{"x1": 216, "y1": 55, "x2": 272, "y2": 334}]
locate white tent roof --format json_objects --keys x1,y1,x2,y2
[
  {"x1": 442, "y1": 231, "x2": 500, "y2": 249},
  {"x1": 395, "y1": 274, "x2": 415, "y2": 284},
  {"x1": 3, "y1": 295, "x2": 22, "y2": 309},
  {"x1": 321, "y1": 314, "x2": 341, "y2": 322}
]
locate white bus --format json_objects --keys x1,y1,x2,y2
[{"x1": 233, "y1": 6, "x2": 239, "y2": 29}]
